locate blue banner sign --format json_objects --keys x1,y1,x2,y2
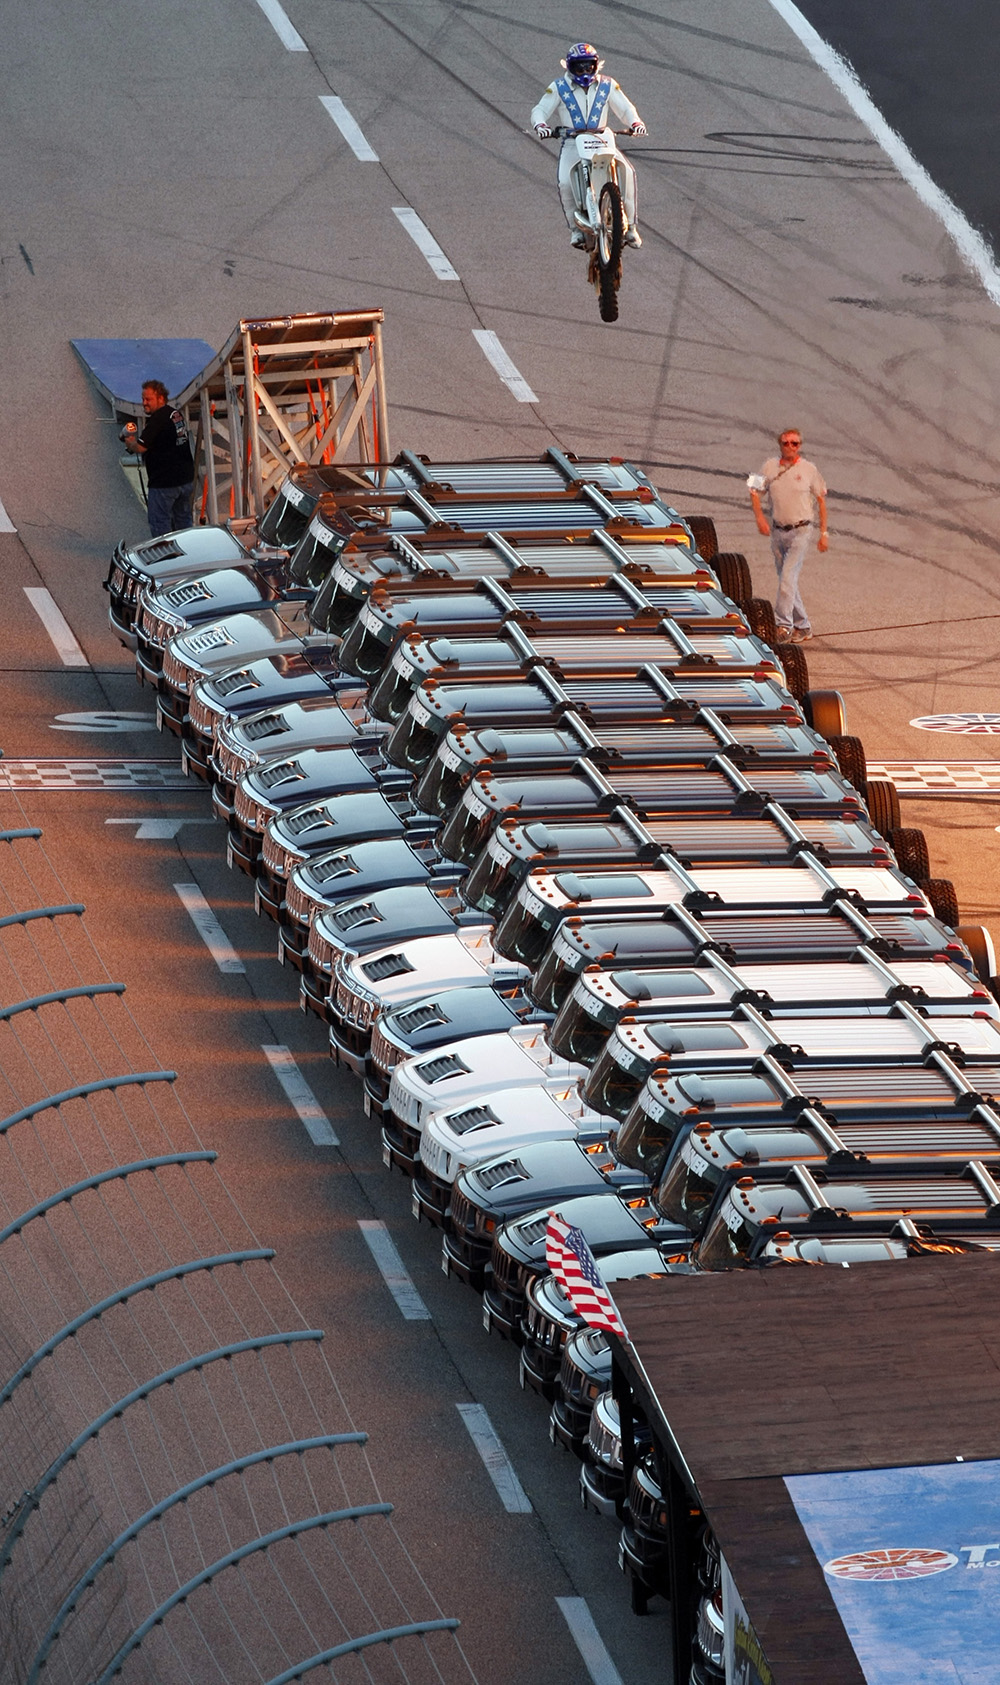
[{"x1": 786, "y1": 1459, "x2": 1000, "y2": 1684}]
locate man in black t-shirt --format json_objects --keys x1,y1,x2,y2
[{"x1": 122, "y1": 379, "x2": 195, "y2": 536}]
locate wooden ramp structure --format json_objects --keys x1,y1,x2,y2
[{"x1": 74, "y1": 308, "x2": 389, "y2": 524}]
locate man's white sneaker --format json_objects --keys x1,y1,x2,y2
[
  {"x1": 570, "y1": 231, "x2": 587, "y2": 249},
  {"x1": 624, "y1": 230, "x2": 642, "y2": 248}
]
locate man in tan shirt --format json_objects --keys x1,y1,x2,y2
[{"x1": 747, "y1": 428, "x2": 828, "y2": 643}]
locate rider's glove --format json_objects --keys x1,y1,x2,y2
[
  {"x1": 534, "y1": 124, "x2": 552, "y2": 139},
  {"x1": 630, "y1": 121, "x2": 647, "y2": 136}
]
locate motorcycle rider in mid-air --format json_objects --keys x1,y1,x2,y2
[{"x1": 531, "y1": 43, "x2": 647, "y2": 249}]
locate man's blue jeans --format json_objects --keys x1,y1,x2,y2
[
  {"x1": 147, "y1": 482, "x2": 193, "y2": 537},
  {"x1": 771, "y1": 523, "x2": 813, "y2": 633}
]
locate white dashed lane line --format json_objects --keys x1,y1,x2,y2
[
  {"x1": 24, "y1": 588, "x2": 87, "y2": 667},
  {"x1": 174, "y1": 884, "x2": 245, "y2": 975},
  {"x1": 556, "y1": 1598, "x2": 624, "y2": 1685},
  {"x1": 472, "y1": 330, "x2": 538, "y2": 403},
  {"x1": 319, "y1": 95, "x2": 379, "y2": 162},
  {"x1": 392, "y1": 208, "x2": 460, "y2": 280},
  {"x1": 455, "y1": 1403, "x2": 532, "y2": 1513},
  {"x1": 252, "y1": 0, "x2": 307, "y2": 50},
  {"x1": 357, "y1": 1220, "x2": 431, "y2": 1320},
  {"x1": 262, "y1": 1044, "x2": 339, "y2": 1146}
]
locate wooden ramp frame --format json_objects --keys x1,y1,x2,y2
[{"x1": 177, "y1": 310, "x2": 389, "y2": 524}]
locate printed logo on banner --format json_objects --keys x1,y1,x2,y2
[{"x1": 824, "y1": 1548, "x2": 958, "y2": 1581}]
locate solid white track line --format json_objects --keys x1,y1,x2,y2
[
  {"x1": 252, "y1": 0, "x2": 307, "y2": 50},
  {"x1": 392, "y1": 208, "x2": 460, "y2": 280},
  {"x1": 174, "y1": 884, "x2": 245, "y2": 974},
  {"x1": 262, "y1": 1044, "x2": 339, "y2": 1145},
  {"x1": 455, "y1": 1403, "x2": 532, "y2": 1512},
  {"x1": 472, "y1": 330, "x2": 538, "y2": 403},
  {"x1": 357, "y1": 1219, "x2": 431, "y2": 1319},
  {"x1": 764, "y1": 0, "x2": 1000, "y2": 306},
  {"x1": 555, "y1": 1599, "x2": 624, "y2": 1685},
  {"x1": 23, "y1": 588, "x2": 87, "y2": 667},
  {"x1": 0, "y1": 495, "x2": 15, "y2": 533},
  {"x1": 319, "y1": 95, "x2": 379, "y2": 162}
]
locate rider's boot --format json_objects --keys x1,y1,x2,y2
[
  {"x1": 624, "y1": 229, "x2": 642, "y2": 249},
  {"x1": 570, "y1": 230, "x2": 587, "y2": 249}
]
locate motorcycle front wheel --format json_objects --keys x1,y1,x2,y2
[{"x1": 597, "y1": 181, "x2": 624, "y2": 322}]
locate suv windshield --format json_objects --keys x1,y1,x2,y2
[
  {"x1": 654, "y1": 1141, "x2": 723, "y2": 1231},
  {"x1": 437, "y1": 790, "x2": 495, "y2": 866},
  {"x1": 288, "y1": 519, "x2": 349, "y2": 587},
  {"x1": 583, "y1": 1041, "x2": 647, "y2": 1120},
  {"x1": 529, "y1": 938, "x2": 584, "y2": 1014},
  {"x1": 614, "y1": 1086, "x2": 678, "y2": 1179},
  {"x1": 337, "y1": 609, "x2": 396, "y2": 679},
  {"x1": 257, "y1": 480, "x2": 314, "y2": 549},
  {"x1": 384, "y1": 698, "x2": 450, "y2": 772},
  {"x1": 493, "y1": 890, "x2": 558, "y2": 969},
  {"x1": 547, "y1": 985, "x2": 616, "y2": 1065},
  {"x1": 366, "y1": 646, "x2": 422, "y2": 722},
  {"x1": 695, "y1": 1198, "x2": 760, "y2": 1271},
  {"x1": 415, "y1": 746, "x2": 469, "y2": 817}
]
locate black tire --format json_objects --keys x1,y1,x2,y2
[
  {"x1": 889, "y1": 826, "x2": 930, "y2": 883},
  {"x1": 920, "y1": 877, "x2": 960, "y2": 928},
  {"x1": 684, "y1": 515, "x2": 718, "y2": 563},
  {"x1": 598, "y1": 180, "x2": 624, "y2": 273},
  {"x1": 598, "y1": 267, "x2": 620, "y2": 322},
  {"x1": 746, "y1": 596, "x2": 777, "y2": 645},
  {"x1": 955, "y1": 923, "x2": 997, "y2": 986},
  {"x1": 628, "y1": 1572, "x2": 649, "y2": 1616},
  {"x1": 803, "y1": 688, "x2": 848, "y2": 740},
  {"x1": 829, "y1": 733, "x2": 867, "y2": 792},
  {"x1": 778, "y1": 642, "x2": 810, "y2": 702},
  {"x1": 713, "y1": 551, "x2": 753, "y2": 607},
  {"x1": 865, "y1": 777, "x2": 901, "y2": 834}
]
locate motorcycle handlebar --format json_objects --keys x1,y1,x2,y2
[{"x1": 534, "y1": 127, "x2": 645, "y2": 140}]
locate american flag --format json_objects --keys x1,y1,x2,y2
[{"x1": 545, "y1": 1212, "x2": 627, "y2": 1339}]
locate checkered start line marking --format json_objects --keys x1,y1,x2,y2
[
  {"x1": 0, "y1": 760, "x2": 190, "y2": 790},
  {"x1": 868, "y1": 763, "x2": 1000, "y2": 796}
]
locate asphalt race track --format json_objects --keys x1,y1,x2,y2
[{"x1": 0, "y1": 2, "x2": 997, "y2": 1681}]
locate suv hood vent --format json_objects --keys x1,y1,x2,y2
[
  {"x1": 332, "y1": 901, "x2": 381, "y2": 932},
  {"x1": 396, "y1": 1003, "x2": 449, "y2": 1033},
  {"x1": 243, "y1": 713, "x2": 289, "y2": 741},
  {"x1": 415, "y1": 1053, "x2": 471, "y2": 1085},
  {"x1": 476, "y1": 1157, "x2": 529, "y2": 1189},
  {"x1": 216, "y1": 668, "x2": 259, "y2": 697},
  {"x1": 448, "y1": 1104, "x2": 499, "y2": 1135},
  {"x1": 362, "y1": 952, "x2": 414, "y2": 981},
  {"x1": 258, "y1": 760, "x2": 304, "y2": 789}
]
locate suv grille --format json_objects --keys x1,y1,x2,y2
[
  {"x1": 162, "y1": 649, "x2": 193, "y2": 689},
  {"x1": 233, "y1": 784, "x2": 270, "y2": 829},
  {"x1": 369, "y1": 1025, "x2": 399, "y2": 1072}
]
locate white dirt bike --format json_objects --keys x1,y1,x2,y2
[{"x1": 548, "y1": 126, "x2": 640, "y2": 323}]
